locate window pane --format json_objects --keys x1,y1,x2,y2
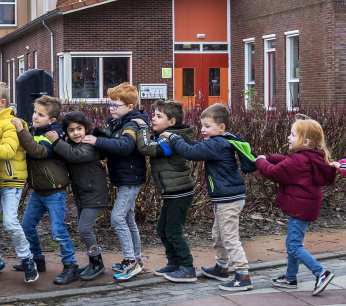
[
  {"x1": 0, "y1": 4, "x2": 15, "y2": 25},
  {"x1": 175, "y1": 44, "x2": 200, "y2": 51},
  {"x1": 203, "y1": 44, "x2": 228, "y2": 51},
  {"x1": 72, "y1": 57, "x2": 99, "y2": 99},
  {"x1": 248, "y1": 43, "x2": 255, "y2": 82},
  {"x1": 290, "y1": 36, "x2": 299, "y2": 79},
  {"x1": 289, "y1": 82, "x2": 299, "y2": 108},
  {"x1": 103, "y1": 57, "x2": 128, "y2": 97},
  {"x1": 209, "y1": 68, "x2": 220, "y2": 96},
  {"x1": 183, "y1": 68, "x2": 194, "y2": 96},
  {"x1": 269, "y1": 52, "x2": 276, "y2": 106},
  {"x1": 268, "y1": 40, "x2": 275, "y2": 49}
]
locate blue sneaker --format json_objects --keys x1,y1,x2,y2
[
  {"x1": 164, "y1": 265, "x2": 197, "y2": 283},
  {"x1": 219, "y1": 272, "x2": 253, "y2": 291},
  {"x1": 113, "y1": 259, "x2": 142, "y2": 280},
  {"x1": 154, "y1": 264, "x2": 179, "y2": 276},
  {"x1": 0, "y1": 258, "x2": 5, "y2": 272}
]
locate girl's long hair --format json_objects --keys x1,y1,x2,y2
[{"x1": 292, "y1": 117, "x2": 331, "y2": 163}]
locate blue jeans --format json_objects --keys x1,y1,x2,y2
[
  {"x1": 21, "y1": 190, "x2": 76, "y2": 264},
  {"x1": 111, "y1": 185, "x2": 142, "y2": 260},
  {"x1": 285, "y1": 216, "x2": 324, "y2": 280},
  {"x1": 0, "y1": 188, "x2": 32, "y2": 260}
]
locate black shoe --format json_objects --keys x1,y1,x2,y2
[
  {"x1": 312, "y1": 270, "x2": 334, "y2": 296},
  {"x1": 13, "y1": 255, "x2": 46, "y2": 272},
  {"x1": 201, "y1": 264, "x2": 230, "y2": 281},
  {"x1": 80, "y1": 255, "x2": 105, "y2": 281},
  {"x1": 271, "y1": 275, "x2": 297, "y2": 289},
  {"x1": 154, "y1": 264, "x2": 179, "y2": 276},
  {"x1": 219, "y1": 272, "x2": 253, "y2": 291},
  {"x1": 53, "y1": 262, "x2": 79, "y2": 285},
  {"x1": 78, "y1": 264, "x2": 90, "y2": 274},
  {"x1": 22, "y1": 258, "x2": 39, "y2": 283}
]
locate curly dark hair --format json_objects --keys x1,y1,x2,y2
[{"x1": 62, "y1": 111, "x2": 92, "y2": 135}]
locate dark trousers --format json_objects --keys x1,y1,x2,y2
[{"x1": 156, "y1": 194, "x2": 194, "y2": 267}]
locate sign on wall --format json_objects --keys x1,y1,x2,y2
[
  {"x1": 139, "y1": 83, "x2": 167, "y2": 100},
  {"x1": 162, "y1": 68, "x2": 172, "y2": 78}
]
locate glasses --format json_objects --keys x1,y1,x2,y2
[{"x1": 107, "y1": 102, "x2": 126, "y2": 110}]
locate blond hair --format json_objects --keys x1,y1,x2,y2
[
  {"x1": 201, "y1": 103, "x2": 231, "y2": 130},
  {"x1": 34, "y1": 95, "x2": 62, "y2": 122},
  {"x1": 292, "y1": 118, "x2": 331, "y2": 163},
  {"x1": 0, "y1": 82, "x2": 10, "y2": 107},
  {"x1": 107, "y1": 82, "x2": 138, "y2": 107}
]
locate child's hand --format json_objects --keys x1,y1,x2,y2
[
  {"x1": 329, "y1": 161, "x2": 341, "y2": 169},
  {"x1": 160, "y1": 132, "x2": 172, "y2": 138},
  {"x1": 255, "y1": 155, "x2": 266, "y2": 161},
  {"x1": 131, "y1": 118, "x2": 146, "y2": 125},
  {"x1": 10, "y1": 118, "x2": 24, "y2": 132},
  {"x1": 82, "y1": 135, "x2": 97, "y2": 146},
  {"x1": 46, "y1": 131, "x2": 59, "y2": 142}
]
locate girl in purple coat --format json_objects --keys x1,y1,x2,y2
[{"x1": 255, "y1": 118, "x2": 336, "y2": 296}]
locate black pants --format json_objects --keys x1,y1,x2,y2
[{"x1": 156, "y1": 195, "x2": 194, "y2": 267}]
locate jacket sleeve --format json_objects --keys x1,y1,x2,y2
[
  {"x1": 17, "y1": 129, "x2": 48, "y2": 159},
  {"x1": 53, "y1": 140, "x2": 99, "y2": 164},
  {"x1": 339, "y1": 158, "x2": 346, "y2": 176},
  {"x1": 136, "y1": 124, "x2": 172, "y2": 157},
  {"x1": 0, "y1": 123, "x2": 19, "y2": 161},
  {"x1": 169, "y1": 134, "x2": 222, "y2": 161},
  {"x1": 266, "y1": 154, "x2": 287, "y2": 164},
  {"x1": 255, "y1": 154, "x2": 302, "y2": 185}
]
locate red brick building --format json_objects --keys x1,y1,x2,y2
[{"x1": 0, "y1": 0, "x2": 344, "y2": 110}]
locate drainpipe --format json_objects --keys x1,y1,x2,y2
[
  {"x1": 43, "y1": 20, "x2": 54, "y2": 79},
  {"x1": 0, "y1": 52, "x2": 2, "y2": 81}
]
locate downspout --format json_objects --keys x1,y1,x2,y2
[
  {"x1": 0, "y1": 52, "x2": 2, "y2": 81},
  {"x1": 43, "y1": 20, "x2": 54, "y2": 79}
]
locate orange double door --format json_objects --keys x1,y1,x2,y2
[{"x1": 174, "y1": 53, "x2": 228, "y2": 108}]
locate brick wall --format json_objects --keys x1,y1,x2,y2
[{"x1": 231, "y1": 0, "x2": 344, "y2": 107}]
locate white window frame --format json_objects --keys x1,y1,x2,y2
[
  {"x1": 34, "y1": 51, "x2": 37, "y2": 69},
  {"x1": 243, "y1": 38, "x2": 255, "y2": 108},
  {"x1": 263, "y1": 34, "x2": 276, "y2": 109},
  {"x1": 59, "y1": 52, "x2": 132, "y2": 102},
  {"x1": 11, "y1": 58, "x2": 15, "y2": 104},
  {"x1": 174, "y1": 42, "x2": 229, "y2": 54},
  {"x1": 7, "y1": 60, "x2": 10, "y2": 94},
  {"x1": 18, "y1": 55, "x2": 24, "y2": 75},
  {"x1": 0, "y1": 0, "x2": 17, "y2": 27},
  {"x1": 285, "y1": 30, "x2": 299, "y2": 111}
]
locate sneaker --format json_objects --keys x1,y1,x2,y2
[
  {"x1": 164, "y1": 265, "x2": 197, "y2": 283},
  {"x1": 113, "y1": 259, "x2": 142, "y2": 280},
  {"x1": 219, "y1": 272, "x2": 253, "y2": 291},
  {"x1": 154, "y1": 264, "x2": 179, "y2": 276},
  {"x1": 312, "y1": 270, "x2": 334, "y2": 296},
  {"x1": 53, "y1": 262, "x2": 79, "y2": 285},
  {"x1": 137, "y1": 258, "x2": 146, "y2": 273},
  {"x1": 112, "y1": 258, "x2": 132, "y2": 273},
  {"x1": 13, "y1": 255, "x2": 46, "y2": 272},
  {"x1": 271, "y1": 275, "x2": 297, "y2": 289},
  {"x1": 201, "y1": 264, "x2": 230, "y2": 281},
  {"x1": 0, "y1": 258, "x2": 5, "y2": 272},
  {"x1": 22, "y1": 258, "x2": 39, "y2": 283}
]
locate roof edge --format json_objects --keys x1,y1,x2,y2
[
  {"x1": 0, "y1": 10, "x2": 63, "y2": 45},
  {"x1": 61, "y1": 0, "x2": 117, "y2": 15}
]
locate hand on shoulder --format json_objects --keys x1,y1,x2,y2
[
  {"x1": 255, "y1": 155, "x2": 266, "y2": 161},
  {"x1": 46, "y1": 131, "x2": 59, "y2": 142},
  {"x1": 10, "y1": 118, "x2": 24, "y2": 132},
  {"x1": 160, "y1": 132, "x2": 173, "y2": 138},
  {"x1": 329, "y1": 161, "x2": 341, "y2": 169},
  {"x1": 131, "y1": 118, "x2": 146, "y2": 125}
]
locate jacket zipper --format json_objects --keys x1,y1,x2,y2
[
  {"x1": 208, "y1": 175, "x2": 214, "y2": 192},
  {"x1": 44, "y1": 166, "x2": 56, "y2": 189}
]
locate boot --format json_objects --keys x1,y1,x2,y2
[
  {"x1": 78, "y1": 264, "x2": 90, "y2": 274},
  {"x1": 80, "y1": 254, "x2": 105, "y2": 281},
  {"x1": 53, "y1": 262, "x2": 79, "y2": 285},
  {"x1": 13, "y1": 255, "x2": 46, "y2": 272}
]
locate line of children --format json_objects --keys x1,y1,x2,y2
[
  {"x1": 45, "y1": 111, "x2": 108, "y2": 281},
  {"x1": 0, "y1": 82, "x2": 38, "y2": 283},
  {"x1": 255, "y1": 117, "x2": 337, "y2": 296},
  {"x1": 160, "y1": 103, "x2": 257, "y2": 290}
]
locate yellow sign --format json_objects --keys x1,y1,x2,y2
[{"x1": 162, "y1": 68, "x2": 172, "y2": 78}]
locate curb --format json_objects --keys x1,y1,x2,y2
[{"x1": 1, "y1": 251, "x2": 345, "y2": 305}]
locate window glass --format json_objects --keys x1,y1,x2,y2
[
  {"x1": 183, "y1": 68, "x2": 194, "y2": 96},
  {"x1": 290, "y1": 36, "x2": 299, "y2": 79},
  {"x1": 0, "y1": 1, "x2": 15, "y2": 25},
  {"x1": 269, "y1": 52, "x2": 276, "y2": 107},
  {"x1": 19, "y1": 58, "x2": 24, "y2": 75},
  {"x1": 209, "y1": 68, "x2": 220, "y2": 96},
  {"x1": 248, "y1": 43, "x2": 255, "y2": 82},
  {"x1": 268, "y1": 40, "x2": 276, "y2": 49},
  {"x1": 72, "y1": 57, "x2": 99, "y2": 99},
  {"x1": 203, "y1": 44, "x2": 228, "y2": 51},
  {"x1": 103, "y1": 57, "x2": 128, "y2": 97},
  {"x1": 175, "y1": 44, "x2": 200, "y2": 51},
  {"x1": 289, "y1": 82, "x2": 299, "y2": 108}
]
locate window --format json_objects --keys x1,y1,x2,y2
[
  {"x1": 27, "y1": 53, "x2": 31, "y2": 70},
  {"x1": 263, "y1": 35, "x2": 276, "y2": 108},
  {"x1": 0, "y1": 0, "x2": 16, "y2": 26},
  {"x1": 59, "y1": 52, "x2": 132, "y2": 101},
  {"x1": 182, "y1": 68, "x2": 194, "y2": 96},
  {"x1": 34, "y1": 51, "x2": 37, "y2": 68},
  {"x1": 7, "y1": 60, "x2": 10, "y2": 91},
  {"x1": 18, "y1": 56, "x2": 24, "y2": 75},
  {"x1": 244, "y1": 38, "x2": 255, "y2": 107},
  {"x1": 174, "y1": 43, "x2": 228, "y2": 53},
  {"x1": 286, "y1": 31, "x2": 299, "y2": 110},
  {"x1": 209, "y1": 68, "x2": 220, "y2": 96},
  {"x1": 12, "y1": 59, "x2": 15, "y2": 103}
]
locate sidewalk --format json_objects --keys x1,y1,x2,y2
[{"x1": 0, "y1": 229, "x2": 346, "y2": 305}]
